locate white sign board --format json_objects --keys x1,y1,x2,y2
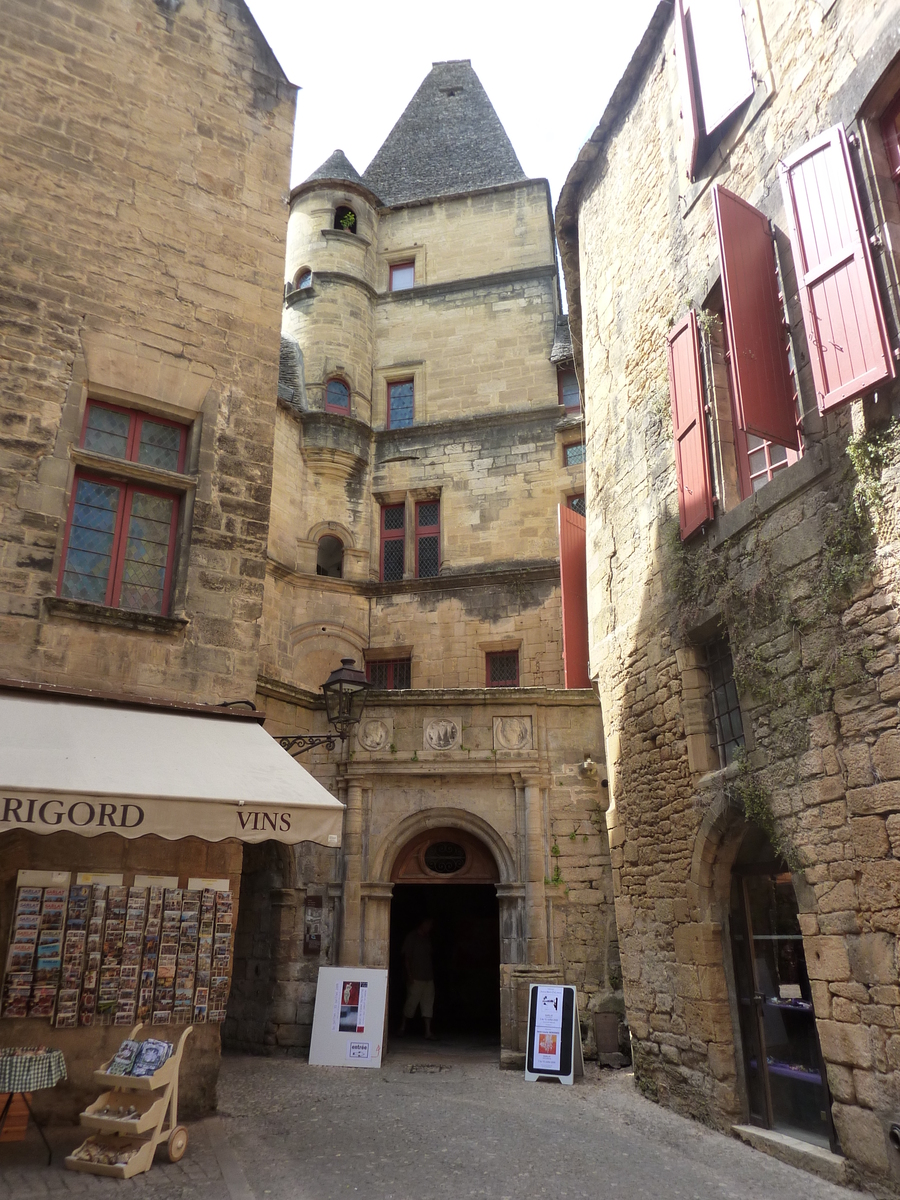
[
  {"x1": 524, "y1": 983, "x2": 584, "y2": 1085},
  {"x1": 308, "y1": 967, "x2": 388, "y2": 1069}
]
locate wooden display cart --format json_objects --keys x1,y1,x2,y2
[{"x1": 65, "y1": 1024, "x2": 192, "y2": 1179}]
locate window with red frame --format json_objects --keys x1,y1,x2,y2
[
  {"x1": 881, "y1": 91, "x2": 900, "y2": 205},
  {"x1": 380, "y1": 504, "x2": 405, "y2": 581},
  {"x1": 486, "y1": 651, "x2": 519, "y2": 687},
  {"x1": 59, "y1": 403, "x2": 187, "y2": 615},
  {"x1": 567, "y1": 493, "x2": 586, "y2": 517},
  {"x1": 325, "y1": 379, "x2": 350, "y2": 413},
  {"x1": 558, "y1": 369, "x2": 580, "y2": 413},
  {"x1": 564, "y1": 442, "x2": 586, "y2": 466},
  {"x1": 390, "y1": 261, "x2": 415, "y2": 291},
  {"x1": 415, "y1": 501, "x2": 440, "y2": 578},
  {"x1": 366, "y1": 658, "x2": 412, "y2": 689},
  {"x1": 387, "y1": 379, "x2": 414, "y2": 429}
]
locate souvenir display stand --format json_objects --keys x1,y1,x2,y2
[{"x1": 65, "y1": 1024, "x2": 192, "y2": 1178}]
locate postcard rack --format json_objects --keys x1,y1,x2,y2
[{"x1": 65, "y1": 1024, "x2": 192, "y2": 1179}]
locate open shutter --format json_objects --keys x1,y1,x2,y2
[
  {"x1": 667, "y1": 312, "x2": 714, "y2": 540},
  {"x1": 689, "y1": 0, "x2": 754, "y2": 134},
  {"x1": 713, "y1": 185, "x2": 799, "y2": 449},
  {"x1": 674, "y1": 0, "x2": 700, "y2": 181},
  {"x1": 558, "y1": 504, "x2": 590, "y2": 689},
  {"x1": 779, "y1": 125, "x2": 895, "y2": 412}
]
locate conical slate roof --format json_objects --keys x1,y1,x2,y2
[
  {"x1": 362, "y1": 60, "x2": 526, "y2": 207},
  {"x1": 303, "y1": 149, "x2": 366, "y2": 188}
]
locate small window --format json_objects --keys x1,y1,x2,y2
[
  {"x1": 486, "y1": 651, "x2": 519, "y2": 687},
  {"x1": 316, "y1": 535, "x2": 343, "y2": 578},
  {"x1": 567, "y1": 493, "x2": 586, "y2": 517},
  {"x1": 292, "y1": 268, "x2": 312, "y2": 291},
  {"x1": 334, "y1": 206, "x2": 356, "y2": 233},
  {"x1": 564, "y1": 442, "x2": 586, "y2": 467},
  {"x1": 325, "y1": 379, "x2": 350, "y2": 414},
  {"x1": 704, "y1": 637, "x2": 744, "y2": 768},
  {"x1": 366, "y1": 658, "x2": 411, "y2": 689},
  {"x1": 746, "y1": 435, "x2": 798, "y2": 494},
  {"x1": 558, "y1": 369, "x2": 580, "y2": 413},
  {"x1": 81, "y1": 401, "x2": 187, "y2": 473},
  {"x1": 381, "y1": 504, "x2": 405, "y2": 582},
  {"x1": 415, "y1": 501, "x2": 440, "y2": 578},
  {"x1": 881, "y1": 90, "x2": 900, "y2": 206},
  {"x1": 388, "y1": 379, "x2": 414, "y2": 429},
  {"x1": 390, "y1": 261, "x2": 415, "y2": 292}
]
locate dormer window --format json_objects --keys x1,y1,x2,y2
[
  {"x1": 390, "y1": 262, "x2": 415, "y2": 292},
  {"x1": 334, "y1": 206, "x2": 357, "y2": 233}
]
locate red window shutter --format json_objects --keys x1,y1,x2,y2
[
  {"x1": 779, "y1": 125, "x2": 895, "y2": 412},
  {"x1": 558, "y1": 504, "x2": 590, "y2": 689},
  {"x1": 713, "y1": 185, "x2": 799, "y2": 450},
  {"x1": 674, "y1": 0, "x2": 700, "y2": 181},
  {"x1": 667, "y1": 312, "x2": 714, "y2": 539}
]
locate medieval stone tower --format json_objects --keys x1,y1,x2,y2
[{"x1": 227, "y1": 61, "x2": 620, "y2": 1063}]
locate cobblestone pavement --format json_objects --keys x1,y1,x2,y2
[{"x1": 0, "y1": 1043, "x2": 871, "y2": 1200}]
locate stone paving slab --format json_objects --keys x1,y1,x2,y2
[{"x1": 0, "y1": 1049, "x2": 872, "y2": 1200}]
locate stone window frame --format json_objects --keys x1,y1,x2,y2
[
  {"x1": 678, "y1": 628, "x2": 749, "y2": 779},
  {"x1": 372, "y1": 487, "x2": 442, "y2": 582},
  {"x1": 324, "y1": 377, "x2": 351, "y2": 415},
  {"x1": 389, "y1": 260, "x2": 416, "y2": 292},
  {"x1": 379, "y1": 502, "x2": 405, "y2": 582},
  {"x1": 414, "y1": 499, "x2": 440, "y2": 579},
  {"x1": 375, "y1": 363, "x2": 424, "y2": 430},
  {"x1": 485, "y1": 649, "x2": 520, "y2": 688},
  {"x1": 365, "y1": 657, "x2": 412, "y2": 689},
  {"x1": 557, "y1": 368, "x2": 581, "y2": 413},
  {"x1": 563, "y1": 440, "x2": 586, "y2": 467}
]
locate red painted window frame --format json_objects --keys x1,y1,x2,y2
[
  {"x1": 79, "y1": 400, "x2": 188, "y2": 473},
  {"x1": 387, "y1": 378, "x2": 415, "y2": 429},
  {"x1": 485, "y1": 650, "x2": 520, "y2": 688},
  {"x1": 563, "y1": 441, "x2": 586, "y2": 467},
  {"x1": 567, "y1": 493, "x2": 586, "y2": 516},
  {"x1": 881, "y1": 91, "x2": 900, "y2": 205},
  {"x1": 414, "y1": 501, "x2": 440, "y2": 579},
  {"x1": 58, "y1": 470, "x2": 181, "y2": 615},
  {"x1": 325, "y1": 378, "x2": 351, "y2": 414},
  {"x1": 389, "y1": 261, "x2": 415, "y2": 291},
  {"x1": 380, "y1": 503, "x2": 405, "y2": 582},
  {"x1": 365, "y1": 658, "x2": 412, "y2": 689},
  {"x1": 558, "y1": 369, "x2": 581, "y2": 412},
  {"x1": 667, "y1": 311, "x2": 715, "y2": 540}
]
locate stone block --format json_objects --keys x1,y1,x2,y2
[
  {"x1": 849, "y1": 816, "x2": 890, "y2": 861},
  {"x1": 817, "y1": 1020, "x2": 873, "y2": 1068},
  {"x1": 846, "y1": 933, "x2": 897, "y2": 985},
  {"x1": 673, "y1": 923, "x2": 722, "y2": 967},
  {"x1": 825, "y1": 1062, "x2": 856, "y2": 1103},
  {"x1": 831, "y1": 1104, "x2": 889, "y2": 1173},
  {"x1": 872, "y1": 730, "x2": 900, "y2": 781},
  {"x1": 805, "y1": 936, "x2": 851, "y2": 981}
]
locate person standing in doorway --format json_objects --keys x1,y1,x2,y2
[{"x1": 399, "y1": 917, "x2": 435, "y2": 1039}]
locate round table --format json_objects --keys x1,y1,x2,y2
[{"x1": 0, "y1": 1048, "x2": 67, "y2": 1164}]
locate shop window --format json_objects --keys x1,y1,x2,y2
[
  {"x1": 334, "y1": 206, "x2": 356, "y2": 233},
  {"x1": 567, "y1": 493, "x2": 586, "y2": 517},
  {"x1": 704, "y1": 636, "x2": 744, "y2": 768},
  {"x1": 558, "y1": 369, "x2": 580, "y2": 413},
  {"x1": 58, "y1": 402, "x2": 189, "y2": 617},
  {"x1": 388, "y1": 379, "x2": 414, "y2": 429},
  {"x1": 486, "y1": 650, "x2": 519, "y2": 687},
  {"x1": 564, "y1": 441, "x2": 586, "y2": 467},
  {"x1": 881, "y1": 90, "x2": 900, "y2": 205},
  {"x1": 325, "y1": 379, "x2": 350, "y2": 414},
  {"x1": 675, "y1": 0, "x2": 754, "y2": 180},
  {"x1": 316, "y1": 535, "x2": 343, "y2": 578},
  {"x1": 415, "y1": 501, "x2": 440, "y2": 578},
  {"x1": 366, "y1": 658, "x2": 412, "y2": 689},
  {"x1": 380, "y1": 504, "x2": 405, "y2": 582},
  {"x1": 390, "y1": 261, "x2": 415, "y2": 291}
]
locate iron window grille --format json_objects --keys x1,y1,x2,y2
[
  {"x1": 486, "y1": 651, "x2": 519, "y2": 687},
  {"x1": 415, "y1": 501, "x2": 440, "y2": 578},
  {"x1": 380, "y1": 504, "x2": 405, "y2": 582},
  {"x1": 705, "y1": 637, "x2": 745, "y2": 768},
  {"x1": 366, "y1": 658, "x2": 412, "y2": 689}
]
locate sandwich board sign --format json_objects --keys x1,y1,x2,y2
[
  {"x1": 525, "y1": 983, "x2": 584, "y2": 1084},
  {"x1": 308, "y1": 966, "x2": 388, "y2": 1069}
]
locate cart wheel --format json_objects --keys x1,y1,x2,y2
[{"x1": 167, "y1": 1126, "x2": 189, "y2": 1162}]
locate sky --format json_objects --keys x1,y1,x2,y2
[{"x1": 244, "y1": 0, "x2": 661, "y2": 209}]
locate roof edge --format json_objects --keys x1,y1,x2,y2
[
  {"x1": 290, "y1": 176, "x2": 384, "y2": 208},
  {"x1": 228, "y1": 0, "x2": 299, "y2": 89},
  {"x1": 374, "y1": 175, "x2": 551, "y2": 214},
  {"x1": 555, "y1": 2, "x2": 672, "y2": 384}
]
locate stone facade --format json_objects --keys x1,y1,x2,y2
[
  {"x1": 558, "y1": 0, "x2": 900, "y2": 1190},
  {"x1": 237, "y1": 62, "x2": 620, "y2": 1064}
]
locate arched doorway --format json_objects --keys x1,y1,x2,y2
[
  {"x1": 729, "y1": 827, "x2": 837, "y2": 1150},
  {"x1": 389, "y1": 827, "x2": 500, "y2": 1042}
]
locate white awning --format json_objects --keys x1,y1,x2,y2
[{"x1": 0, "y1": 692, "x2": 343, "y2": 846}]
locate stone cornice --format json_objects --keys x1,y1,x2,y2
[{"x1": 377, "y1": 264, "x2": 556, "y2": 306}]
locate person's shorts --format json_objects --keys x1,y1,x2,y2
[{"x1": 403, "y1": 979, "x2": 435, "y2": 1019}]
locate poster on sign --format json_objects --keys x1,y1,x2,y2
[
  {"x1": 308, "y1": 966, "x2": 387, "y2": 1069},
  {"x1": 524, "y1": 983, "x2": 584, "y2": 1085}
]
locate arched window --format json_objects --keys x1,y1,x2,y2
[
  {"x1": 316, "y1": 535, "x2": 343, "y2": 578},
  {"x1": 325, "y1": 379, "x2": 350, "y2": 414},
  {"x1": 334, "y1": 206, "x2": 356, "y2": 233},
  {"x1": 292, "y1": 267, "x2": 312, "y2": 290}
]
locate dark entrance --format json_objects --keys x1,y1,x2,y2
[
  {"x1": 730, "y1": 830, "x2": 837, "y2": 1150},
  {"x1": 389, "y1": 883, "x2": 500, "y2": 1038}
]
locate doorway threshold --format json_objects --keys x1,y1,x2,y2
[{"x1": 732, "y1": 1125, "x2": 847, "y2": 1185}]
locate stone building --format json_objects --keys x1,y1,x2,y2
[
  {"x1": 225, "y1": 60, "x2": 620, "y2": 1065},
  {"x1": 557, "y1": 0, "x2": 900, "y2": 1190},
  {"x1": 0, "y1": 0, "x2": 342, "y2": 1121}
]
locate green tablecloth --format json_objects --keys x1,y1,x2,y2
[{"x1": 0, "y1": 1048, "x2": 67, "y2": 1093}]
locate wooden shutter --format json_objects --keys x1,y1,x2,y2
[
  {"x1": 558, "y1": 504, "x2": 590, "y2": 689},
  {"x1": 667, "y1": 312, "x2": 714, "y2": 540},
  {"x1": 674, "y1": 0, "x2": 700, "y2": 181},
  {"x1": 779, "y1": 125, "x2": 895, "y2": 412},
  {"x1": 689, "y1": 0, "x2": 754, "y2": 135},
  {"x1": 713, "y1": 185, "x2": 799, "y2": 449}
]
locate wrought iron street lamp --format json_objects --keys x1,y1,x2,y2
[{"x1": 276, "y1": 658, "x2": 370, "y2": 758}]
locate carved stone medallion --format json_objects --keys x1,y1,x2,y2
[
  {"x1": 358, "y1": 718, "x2": 391, "y2": 752},
  {"x1": 423, "y1": 717, "x2": 460, "y2": 751},
  {"x1": 493, "y1": 715, "x2": 533, "y2": 750}
]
